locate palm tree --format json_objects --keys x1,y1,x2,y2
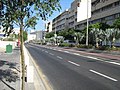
[
  {"x1": 74, "y1": 32, "x2": 85, "y2": 45},
  {"x1": 90, "y1": 23, "x2": 103, "y2": 47},
  {"x1": 106, "y1": 28, "x2": 120, "y2": 47}
]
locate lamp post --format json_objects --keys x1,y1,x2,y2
[
  {"x1": 54, "y1": 20, "x2": 57, "y2": 45},
  {"x1": 86, "y1": 0, "x2": 89, "y2": 46}
]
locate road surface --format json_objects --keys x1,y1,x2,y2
[{"x1": 26, "y1": 44, "x2": 120, "y2": 90}]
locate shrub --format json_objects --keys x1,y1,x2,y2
[
  {"x1": 77, "y1": 44, "x2": 93, "y2": 49},
  {"x1": 3, "y1": 38, "x2": 14, "y2": 41},
  {"x1": 59, "y1": 43, "x2": 75, "y2": 47}
]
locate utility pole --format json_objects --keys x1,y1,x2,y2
[
  {"x1": 55, "y1": 26, "x2": 57, "y2": 45},
  {"x1": 86, "y1": 0, "x2": 89, "y2": 46}
]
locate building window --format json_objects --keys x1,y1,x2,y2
[
  {"x1": 105, "y1": 15, "x2": 114, "y2": 20},
  {"x1": 114, "y1": 1, "x2": 120, "y2": 6},
  {"x1": 92, "y1": 9, "x2": 101, "y2": 15},
  {"x1": 114, "y1": 13, "x2": 120, "y2": 19},
  {"x1": 92, "y1": 0, "x2": 100, "y2": 7},
  {"x1": 102, "y1": 4, "x2": 113, "y2": 11}
]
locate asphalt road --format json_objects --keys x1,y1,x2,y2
[{"x1": 26, "y1": 44, "x2": 120, "y2": 90}]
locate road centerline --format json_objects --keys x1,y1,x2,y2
[
  {"x1": 68, "y1": 61, "x2": 80, "y2": 67},
  {"x1": 89, "y1": 69, "x2": 118, "y2": 82}
]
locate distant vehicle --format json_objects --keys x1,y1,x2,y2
[{"x1": 64, "y1": 40, "x2": 76, "y2": 45}]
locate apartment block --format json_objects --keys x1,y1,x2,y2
[{"x1": 50, "y1": 0, "x2": 120, "y2": 32}]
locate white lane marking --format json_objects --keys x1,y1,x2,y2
[
  {"x1": 90, "y1": 69, "x2": 118, "y2": 82},
  {"x1": 64, "y1": 51, "x2": 70, "y2": 53},
  {"x1": 49, "y1": 53, "x2": 54, "y2": 55},
  {"x1": 44, "y1": 47, "x2": 120, "y2": 66},
  {"x1": 72, "y1": 53, "x2": 120, "y2": 66},
  {"x1": 45, "y1": 51, "x2": 48, "y2": 53},
  {"x1": 86, "y1": 56, "x2": 101, "y2": 60},
  {"x1": 107, "y1": 61, "x2": 120, "y2": 66},
  {"x1": 68, "y1": 61, "x2": 80, "y2": 67},
  {"x1": 73, "y1": 53, "x2": 80, "y2": 56},
  {"x1": 57, "y1": 56, "x2": 63, "y2": 59}
]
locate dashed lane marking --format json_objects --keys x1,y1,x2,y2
[
  {"x1": 90, "y1": 69, "x2": 118, "y2": 82},
  {"x1": 68, "y1": 61, "x2": 80, "y2": 67},
  {"x1": 57, "y1": 56, "x2": 63, "y2": 59},
  {"x1": 45, "y1": 51, "x2": 48, "y2": 53},
  {"x1": 49, "y1": 53, "x2": 54, "y2": 55},
  {"x1": 64, "y1": 51, "x2": 70, "y2": 53}
]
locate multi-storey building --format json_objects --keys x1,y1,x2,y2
[
  {"x1": 29, "y1": 30, "x2": 46, "y2": 41},
  {"x1": 52, "y1": 9, "x2": 69, "y2": 32},
  {"x1": 51, "y1": 0, "x2": 120, "y2": 32},
  {"x1": 91, "y1": 0, "x2": 120, "y2": 25}
]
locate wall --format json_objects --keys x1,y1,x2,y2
[{"x1": 0, "y1": 41, "x2": 17, "y2": 52}]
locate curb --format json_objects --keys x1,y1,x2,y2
[{"x1": 25, "y1": 46, "x2": 53, "y2": 90}]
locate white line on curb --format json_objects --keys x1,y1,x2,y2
[
  {"x1": 90, "y1": 69, "x2": 118, "y2": 82},
  {"x1": 68, "y1": 61, "x2": 80, "y2": 67},
  {"x1": 57, "y1": 56, "x2": 63, "y2": 59}
]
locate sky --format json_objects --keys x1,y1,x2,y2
[{"x1": 34, "y1": 0, "x2": 74, "y2": 31}]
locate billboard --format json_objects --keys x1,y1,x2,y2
[{"x1": 77, "y1": 0, "x2": 91, "y2": 22}]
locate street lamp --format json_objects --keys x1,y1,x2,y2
[
  {"x1": 86, "y1": 0, "x2": 89, "y2": 46},
  {"x1": 54, "y1": 21, "x2": 57, "y2": 45},
  {"x1": 55, "y1": 28, "x2": 57, "y2": 45}
]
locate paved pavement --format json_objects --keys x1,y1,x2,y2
[
  {"x1": 0, "y1": 45, "x2": 47, "y2": 90},
  {"x1": 0, "y1": 47, "x2": 20, "y2": 90}
]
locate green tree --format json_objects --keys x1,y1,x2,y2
[
  {"x1": 45, "y1": 32, "x2": 54, "y2": 38},
  {"x1": 1, "y1": 0, "x2": 61, "y2": 90},
  {"x1": 104, "y1": 18, "x2": 120, "y2": 47},
  {"x1": 74, "y1": 32, "x2": 84, "y2": 45},
  {"x1": 113, "y1": 17, "x2": 120, "y2": 29},
  {"x1": 58, "y1": 28, "x2": 75, "y2": 40},
  {"x1": 106, "y1": 28, "x2": 120, "y2": 47},
  {"x1": 90, "y1": 23, "x2": 103, "y2": 48}
]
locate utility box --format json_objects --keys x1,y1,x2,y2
[{"x1": 6, "y1": 44, "x2": 12, "y2": 53}]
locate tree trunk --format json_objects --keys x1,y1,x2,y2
[
  {"x1": 20, "y1": 21, "x2": 25, "y2": 90},
  {"x1": 112, "y1": 37, "x2": 115, "y2": 48},
  {"x1": 96, "y1": 36, "x2": 99, "y2": 48}
]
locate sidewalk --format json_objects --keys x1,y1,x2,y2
[{"x1": 0, "y1": 47, "x2": 20, "y2": 90}]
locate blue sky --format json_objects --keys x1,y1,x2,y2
[{"x1": 35, "y1": 0, "x2": 74, "y2": 31}]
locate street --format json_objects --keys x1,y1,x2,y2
[{"x1": 26, "y1": 43, "x2": 120, "y2": 90}]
